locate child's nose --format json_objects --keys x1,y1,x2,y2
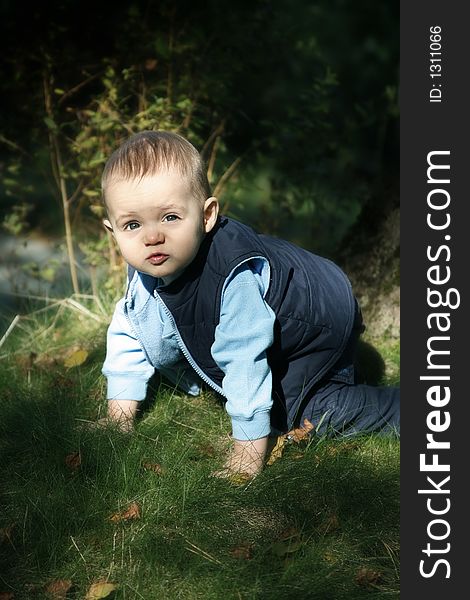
[{"x1": 144, "y1": 226, "x2": 164, "y2": 245}]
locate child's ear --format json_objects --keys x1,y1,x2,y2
[
  {"x1": 203, "y1": 197, "x2": 219, "y2": 233},
  {"x1": 103, "y1": 218, "x2": 114, "y2": 233}
]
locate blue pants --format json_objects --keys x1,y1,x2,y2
[
  {"x1": 296, "y1": 300, "x2": 400, "y2": 437},
  {"x1": 299, "y1": 380, "x2": 400, "y2": 437}
]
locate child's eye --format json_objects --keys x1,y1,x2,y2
[
  {"x1": 124, "y1": 221, "x2": 140, "y2": 231},
  {"x1": 163, "y1": 214, "x2": 179, "y2": 222}
]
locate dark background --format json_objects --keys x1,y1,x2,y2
[{"x1": 0, "y1": 0, "x2": 399, "y2": 247}]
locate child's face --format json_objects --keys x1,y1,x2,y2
[{"x1": 104, "y1": 170, "x2": 219, "y2": 285}]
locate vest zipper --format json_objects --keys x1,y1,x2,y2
[{"x1": 153, "y1": 289, "x2": 225, "y2": 396}]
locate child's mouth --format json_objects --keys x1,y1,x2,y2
[{"x1": 147, "y1": 253, "x2": 169, "y2": 265}]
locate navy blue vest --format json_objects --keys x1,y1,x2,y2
[{"x1": 155, "y1": 216, "x2": 356, "y2": 430}]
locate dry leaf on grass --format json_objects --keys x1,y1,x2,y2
[
  {"x1": 45, "y1": 579, "x2": 73, "y2": 598},
  {"x1": 265, "y1": 435, "x2": 286, "y2": 465},
  {"x1": 65, "y1": 452, "x2": 81, "y2": 472},
  {"x1": 85, "y1": 582, "x2": 117, "y2": 599},
  {"x1": 356, "y1": 567, "x2": 383, "y2": 588},
  {"x1": 266, "y1": 419, "x2": 314, "y2": 466},
  {"x1": 0, "y1": 593, "x2": 15, "y2": 600},
  {"x1": 109, "y1": 501, "x2": 141, "y2": 523},
  {"x1": 194, "y1": 443, "x2": 217, "y2": 458},
  {"x1": 188, "y1": 443, "x2": 218, "y2": 462},
  {"x1": 286, "y1": 418, "x2": 315, "y2": 443},
  {"x1": 63, "y1": 348, "x2": 88, "y2": 368},
  {"x1": 142, "y1": 461, "x2": 165, "y2": 475},
  {"x1": 230, "y1": 543, "x2": 254, "y2": 560},
  {"x1": 324, "y1": 440, "x2": 360, "y2": 458}
]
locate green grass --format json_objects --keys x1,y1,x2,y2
[{"x1": 0, "y1": 306, "x2": 399, "y2": 599}]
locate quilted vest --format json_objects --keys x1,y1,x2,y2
[{"x1": 153, "y1": 216, "x2": 356, "y2": 430}]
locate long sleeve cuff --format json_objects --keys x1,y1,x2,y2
[
  {"x1": 106, "y1": 375, "x2": 149, "y2": 401},
  {"x1": 231, "y1": 410, "x2": 271, "y2": 441}
]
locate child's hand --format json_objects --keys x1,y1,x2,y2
[
  {"x1": 78, "y1": 400, "x2": 139, "y2": 433},
  {"x1": 106, "y1": 399, "x2": 139, "y2": 432},
  {"x1": 215, "y1": 437, "x2": 269, "y2": 479}
]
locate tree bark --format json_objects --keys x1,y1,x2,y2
[{"x1": 337, "y1": 182, "x2": 400, "y2": 340}]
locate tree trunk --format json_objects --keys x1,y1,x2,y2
[{"x1": 336, "y1": 182, "x2": 400, "y2": 340}]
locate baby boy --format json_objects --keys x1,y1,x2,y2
[{"x1": 101, "y1": 130, "x2": 400, "y2": 476}]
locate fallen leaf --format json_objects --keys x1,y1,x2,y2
[
  {"x1": 109, "y1": 501, "x2": 141, "y2": 523},
  {"x1": 230, "y1": 543, "x2": 254, "y2": 560},
  {"x1": 85, "y1": 582, "x2": 117, "y2": 599},
  {"x1": 188, "y1": 443, "x2": 218, "y2": 462},
  {"x1": 0, "y1": 593, "x2": 14, "y2": 600},
  {"x1": 0, "y1": 524, "x2": 15, "y2": 545},
  {"x1": 286, "y1": 418, "x2": 315, "y2": 443},
  {"x1": 324, "y1": 440, "x2": 360, "y2": 458},
  {"x1": 265, "y1": 435, "x2": 286, "y2": 465},
  {"x1": 142, "y1": 461, "x2": 165, "y2": 475},
  {"x1": 356, "y1": 567, "x2": 382, "y2": 588},
  {"x1": 65, "y1": 452, "x2": 81, "y2": 472},
  {"x1": 45, "y1": 579, "x2": 72, "y2": 598},
  {"x1": 63, "y1": 348, "x2": 88, "y2": 368},
  {"x1": 196, "y1": 443, "x2": 216, "y2": 458}
]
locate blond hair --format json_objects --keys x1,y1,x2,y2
[{"x1": 101, "y1": 130, "x2": 211, "y2": 204}]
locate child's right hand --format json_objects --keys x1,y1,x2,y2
[{"x1": 79, "y1": 400, "x2": 138, "y2": 433}]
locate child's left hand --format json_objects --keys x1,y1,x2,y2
[{"x1": 215, "y1": 436, "x2": 269, "y2": 479}]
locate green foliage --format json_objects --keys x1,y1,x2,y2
[
  {"x1": 2, "y1": 201, "x2": 33, "y2": 236},
  {"x1": 0, "y1": 0, "x2": 398, "y2": 294}
]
